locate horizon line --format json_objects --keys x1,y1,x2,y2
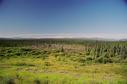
[{"x1": 0, "y1": 33, "x2": 127, "y2": 40}]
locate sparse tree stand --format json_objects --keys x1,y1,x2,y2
[{"x1": 0, "y1": 39, "x2": 127, "y2": 84}]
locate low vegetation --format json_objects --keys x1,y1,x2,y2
[{"x1": 0, "y1": 39, "x2": 127, "y2": 84}]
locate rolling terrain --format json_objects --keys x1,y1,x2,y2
[{"x1": 0, "y1": 38, "x2": 127, "y2": 84}]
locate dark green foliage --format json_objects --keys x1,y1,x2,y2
[
  {"x1": 7, "y1": 79, "x2": 15, "y2": 84},
  {"x1": 34, "y1": 79, "x2": 41, "y2": 84}
]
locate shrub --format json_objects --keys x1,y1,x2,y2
[{"x1": 7, "y1": 79, "x2": 15, "y2": 84}]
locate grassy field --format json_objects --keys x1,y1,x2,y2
[
  {"x1": 0, "y1": 39, "x2": 127, "y2": 84},
  {"x1": 0, "y1": 58, "x2": 127, "y2": 84}
]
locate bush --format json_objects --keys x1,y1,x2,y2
[{"x1": 7, "y1": 79, "x2": 15, "y2": 84}]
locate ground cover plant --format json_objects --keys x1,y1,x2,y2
[{"x1": 0, "y1": 39, "x2": 127, "y2": 84}]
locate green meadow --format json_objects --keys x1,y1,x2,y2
[{"x1": 0, "y1": 39, "x2": 127, "y2": 84}]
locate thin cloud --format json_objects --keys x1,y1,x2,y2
[{"x1": 2, "y1": 33, "x2": 127, "y2": 40}]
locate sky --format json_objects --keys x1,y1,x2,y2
[{"x1": 0, "y1": 0, "x2": 127, "y2": 39}]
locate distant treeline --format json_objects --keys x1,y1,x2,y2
[
  {"x1": 0, "y1": 38, "x2": 102, "y2": 47},
  {"x1": 0, "y1": 38, "x2": 126, "y2": 47}
]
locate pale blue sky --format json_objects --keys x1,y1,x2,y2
[{"x1": 0, "y1": 0, "x2": 127, "y2": 38}]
